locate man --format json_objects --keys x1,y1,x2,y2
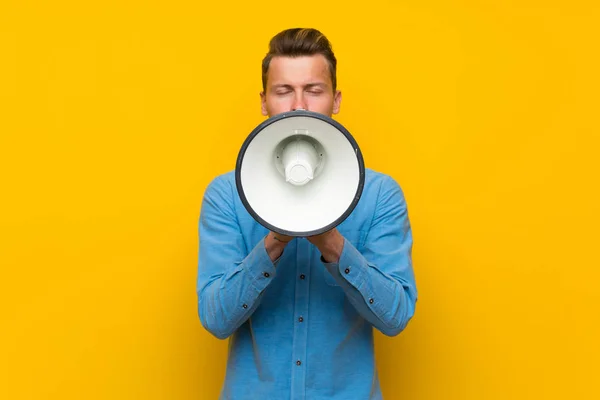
[{"x1": 197, "y1": 28, "x2": 417, "y2": 399}]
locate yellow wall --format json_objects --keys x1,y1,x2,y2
[{"x1": 1, "y1": 1, "x2": 598, "y2": 399}]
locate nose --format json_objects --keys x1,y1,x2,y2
[{"x1": 291, "y1": 93, "x2": 308, "y2": 111}]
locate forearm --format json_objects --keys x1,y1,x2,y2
[
  {"x1": 323, "y1": 239, "x2": 417, "y2": 336},
  {"x1": 198, "y1": 236, "x2": 278, "y2": 339}
]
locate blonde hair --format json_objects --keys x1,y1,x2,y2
[{"x1": 261, "y1": 28, "x2": 337, "y2": 92}]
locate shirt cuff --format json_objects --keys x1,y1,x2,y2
[
  {"x1": 244, "y1": 237, "x2": 278, "y2": 293},
  {"x1": 321, "y1": 238, "x2": 367, "y2": 291}
]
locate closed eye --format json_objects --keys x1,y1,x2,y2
[
  {"x1": 272, "y1": 86, "x2": 293, "y2": 95},
  {"x1": 306, "y1": 83, "x2": 328, "y2": 94}
]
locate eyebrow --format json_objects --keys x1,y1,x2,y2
[{"x1": 270, "y1": 83, "x2": 329, "y2": 90}]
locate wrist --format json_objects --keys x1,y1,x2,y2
[
  {"x1": 319, "y1": 232, "x2": 344, "y2": 263},
  {"x1": 265, "y1": 232, "x2": 292, "y2": 262}
]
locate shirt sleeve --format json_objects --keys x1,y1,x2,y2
[
  {"x1": 321, "y1": 175, "x2": 418, "y2": 336},
  {"x1": 196, "y1": 175, "x2": 278, "y2": 339}
]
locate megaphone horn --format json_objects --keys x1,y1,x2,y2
[{"x1": 235, "y1": 110, "x2": 365, "y2": 237}]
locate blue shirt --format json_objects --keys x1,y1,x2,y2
[{"x1": 196, "y1": 168, "x2": 418, "y2": 400}]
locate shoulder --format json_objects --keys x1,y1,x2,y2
[
  {"x1": 364, "y1": 168, "x2": 406, "y2": 198},
  {"x1": 205, "y1": 170, "x2": 235, "y2": 190},
  {"x1": 202, "y1": 170, "x2": 237, "y2": 203}
]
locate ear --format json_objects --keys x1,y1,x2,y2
[
  {"x1": 332, "y1": 90, "x2": 342, "y2": 114},
  {"x1": 260, "y1": 91, "x2": 268, "y2": 116}
]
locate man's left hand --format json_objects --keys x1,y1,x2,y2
[{"x1": 306, "y1": 228, "x2": 344, "y2": 263}]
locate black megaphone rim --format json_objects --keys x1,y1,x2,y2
[{"x1": 235, "y1": 109, "x2": 365, "y2": 237}]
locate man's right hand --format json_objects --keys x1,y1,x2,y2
[{"x1": 265, "y1": 231, "x2": 294, "y2": 262}]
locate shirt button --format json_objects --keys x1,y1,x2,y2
[
  {"x1": 344, "y1": 267, "x2": 350, "y2": 274},
  {"x1": 242, "y1": 304, "x2": 248, "y2": 309},
  {"x1": 296, "y1": 360, "x2": 302, "y2": 366},
  {"x1": 300, "y1": 274, "x2": 305, "y2": 280},
  {"x1": 263, "y1": 272, "x2": 270, "y2": 278},
  {"x1": 369, "y1": 298, "x2": 374, "y2": 304},
  {"x1": 298, "y1": 316, "x2": 304, "y2": 322}
]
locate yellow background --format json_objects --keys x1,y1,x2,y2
[{"x1": 1, "y1": 1, "x2": 599, "y2": 399}]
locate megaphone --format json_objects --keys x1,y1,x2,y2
[{"x1": 235, "y1": 110, "x2": 365, "y2": 237}]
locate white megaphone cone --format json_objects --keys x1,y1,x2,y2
[{"x1": 235, "y1": 110, "x2": 365, "y2": 237}]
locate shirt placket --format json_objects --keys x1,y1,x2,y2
[{"x1": 290, "y1": 237, "x2": 310, "y2": 400}]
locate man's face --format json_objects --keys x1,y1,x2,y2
[{"x1": 261, "y1": 54, "x2": 342, "y2": 117}]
